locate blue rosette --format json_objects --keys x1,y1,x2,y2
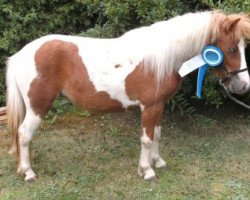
[{"x1": 196, "y1": 46, "x2": 224, "y2": 98}]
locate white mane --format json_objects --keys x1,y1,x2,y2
[{"x1": 120, "y1": 11, "x2": 213, "y2": 82}]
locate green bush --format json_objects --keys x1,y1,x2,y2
[
  {"x1": 0, "y1": 0, "x2": 99, "y2": 68},
  {"x1": 80, "y1": 0, "x2": 208, "y2": 38},
  {"x1": 202, "y1": 0, "x2": 250, "y2": 13},
  {"x1": 0, "y1": 0, "x2": 100, "y2": 105}
]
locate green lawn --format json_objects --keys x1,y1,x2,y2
[{"x1": 0, "y1": 105, "x2": 249, "y2": 200}]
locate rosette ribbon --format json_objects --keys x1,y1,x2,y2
[{"x1": 178, "y1": 46, "x2": 224, "y2": 98}]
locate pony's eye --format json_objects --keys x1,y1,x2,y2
[{"x1": 227, "y1": 47, "x2": 237, "y2": 54}]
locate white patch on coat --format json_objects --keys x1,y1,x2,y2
[
  {"x1": 76, "y1": 38, "x2": 141, "y2": 109},
  {"x1": 138, "y1": 128, "x2": 155, "y2": 180},
  {"x1": 151, "y1": 126, "x2": 166, "y2": 168},
  {"x1": 18, "y1": 108, "x2": 41, "y2": 181},
  {"x1": 153, "y1": 126, "x2": 161, "y2": 141},
  {"x1": 237, "y1": 39, "x2": 250, "y2": 86}
]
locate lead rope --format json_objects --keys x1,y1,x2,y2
[{"x1": 219, "y1": 73, "x2": 250, "y2": 111}]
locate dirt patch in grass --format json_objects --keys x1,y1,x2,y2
[{"x1": 0, "y1": 105, "x2": 249, "y2": 199}]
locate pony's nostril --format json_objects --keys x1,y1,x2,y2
[{"x1": 242, "y1": 84, "x2": 249, "y2": 93}]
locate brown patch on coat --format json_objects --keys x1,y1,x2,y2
[
  {"x1": 114, "y1": 64, "x2": 122, "y2": 68},
  {"x1": 28, "y1": 40, "x2": 124, "y2": 117},
  {"x1": 125, "y1": 64, "x2": 182, "y2": 140},
  {"x1": 125, "y1": 65, "x2": 181, "y2": 106}
]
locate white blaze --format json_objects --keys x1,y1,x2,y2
[{"x1": 237, "y1": 39, "x2": 250, "y2": 86}]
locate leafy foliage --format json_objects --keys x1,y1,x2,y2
[
  {"x1": 202, "y1": 0, "x2": 250, "y2": 13},
  {"x1": 80, "y1": 0, "x2": 209, "y2": 38},
  {"x1": 0, "y1": 0, "x2": 98, "y2": 67},
  {"x1": 44, "y1": 97, "x2": 91, "y2": 124},
  {"x1": 44, "y1": 98, "x2": 72, "y2": 124},
  {"x1": 202, "y1": 73, "x2": 225, "y2": 108},
  {"x1": 169, "y1": 77, "x2": 216, "y2": 124},
  {"x1": 0, "y1": 0, "x2": 101, "y2": 105}
]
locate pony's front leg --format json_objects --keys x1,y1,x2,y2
[
  {"x1": 138, "y1": 103, "x2": 164, "y2": 181},
  {"x1": 17, "y1": 110, "x2": 41, "y2": 182},
  {"x1": 138, "y1": 128, "x2": 155, "y2": 181},
  {"x1": 150, "y1": 126, "x2": 166, "y2": 168}
]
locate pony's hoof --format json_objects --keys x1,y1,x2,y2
[
  {"x1": 22, "y1": 169, "x2": 37, "y2": 183},
  {"x1": 146, "y1": 175, "x2": 157, "y2": 182},
  {"x1": 143, "y1": 169, "x2": 156, "y2": 181},
  {"x1": 144, "y1": 174, "x2": 157, "y2": 182},
  {"x1": 25, "y1": 176, "x2": 37, "y2": 183},
  {"x1": 155, "y1": 158, "x2": 167, "y2": 168}
]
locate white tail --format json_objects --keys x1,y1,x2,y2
[{"x1": 6, "y1": 58, "x2": 25, "y2": 159}]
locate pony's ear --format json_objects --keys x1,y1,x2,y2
[
  {"x1": 228, "y1": 18, "x2": 241, "y2": 32},
  {"x1": 222, "y1": 17, "x2": 241, "y2": 33}
]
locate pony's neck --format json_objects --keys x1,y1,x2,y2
[{"x1": 122, "y1": 11, "x2": 216, "y2": 82}]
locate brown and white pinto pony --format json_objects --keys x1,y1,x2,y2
[{"x1": 6, "y1": 10, "x2": 250, "y2": 182}]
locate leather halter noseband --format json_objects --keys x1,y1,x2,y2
[
  {"x1": 218, "y1": 66, "x2": 250, "y2": 110},
  {"x1": 219, "y1": 65, "x2": 248, "y2": 84}
]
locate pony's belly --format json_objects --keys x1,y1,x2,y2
[
  {"x1": 86, "y1": 77, "x2": 140, "y2": 110},
  {"x1": 66, "y1": 87, "x2": 139, "y2": 113}
]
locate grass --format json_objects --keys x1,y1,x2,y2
[{"x1": 0, "y1": 102, "x2": 250, "y2": 200}]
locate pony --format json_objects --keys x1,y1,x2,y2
[{"x1": 6, "y1": 10, "x2": 250, "y2": 182}]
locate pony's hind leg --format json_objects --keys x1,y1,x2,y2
[{"x1": 17, "y1": 108, "x2": 41, "y2": 182}]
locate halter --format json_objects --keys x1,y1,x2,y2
[
  {"x1": 218, "y1": 66, "x2": 249, "y2": 84},
  {"x1": 218, "y1": 66, "x2": 250, "y2": 110}
]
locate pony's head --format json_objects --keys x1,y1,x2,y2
[{"x1": 211, "y1": 12, "x2": 250, "y2": 94}]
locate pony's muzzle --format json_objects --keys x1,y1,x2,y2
[
  {"x1": 228, "y1": 81, "x2": 250, "y2": 94},
  {"x1": 242, "y1": 83, "x2": 249, "y2": 93}
]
